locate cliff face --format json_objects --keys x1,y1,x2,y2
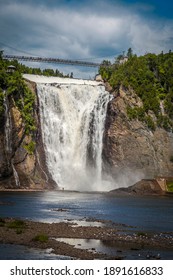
[
  {"x1": 0, "y1": 81, "x2": 53, "y2": 190},
  {"x1": 1, "y1": 79, "x2": 173, "y2": 190},
  {"x1": 103, "y1": 85, "x2": 173, "y2": 187}
]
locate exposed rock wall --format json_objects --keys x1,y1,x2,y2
[
  {"x1": 0, "y1": 81, "x2": 54, "y2": 190},
  {"x1": 1, "y1": 79, "x2": 173, "y2": 190},
  {"x1": 109, "y1": 179, "x2": 165, "y2": 195},
  {"x1": 103, "y1": 85, "x2": 173, "y2": 187}
]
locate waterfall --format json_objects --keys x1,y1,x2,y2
[
  {"x1": 12, "y1": 162, "x2": 20, "y2": 187},
  {"x1": 4, "y1": 92, "x2": 20, "y2": 187},
  {"x1": 4, "y1": 92, "x2": 12, "y2": 157},
  {"x1": 36, "y1": 77, "x2": 112, "y2": 191}
]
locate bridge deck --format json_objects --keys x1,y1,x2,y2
[{"x1": 3, "y1": 55, "x2": 100, "y2": 67}]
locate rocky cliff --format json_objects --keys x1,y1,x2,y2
[
  {"x1": 1, "y1": 78, "x2": 173, "y2": 191},
  {"x1": 103, "y1": 84, "x2": 173, "y2": 188},
  {"x1": 0, "y1": 81, "x2": 54, "y2": 190}
]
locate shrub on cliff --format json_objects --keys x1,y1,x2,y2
[
  {"x1": 7, "y1": 71, "x2": 36, "y2": 135},
  {"x1": 0, "y1": 56, "x2": 67, "y2": 155},
  {"x1": 0, "y1": 89, "x2": 5, "y2": 128},
  {"x1": 99, "y1": 50, "x2": 173, "y2": 131},
  {"x1": 0, "y1": 89, "x2": 4, "y2": 115},
  {"x1": 0, "y1": 58, "x2": 36, "y2": 152}
]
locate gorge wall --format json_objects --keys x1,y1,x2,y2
[
  {"x1": 0, "y1": 75, "x2": 173, "y2": 191},
  {"x1": 103, "y1": 84, "x2": 173, "y2": 187},
  {"x1": 0, "y1": 80, "x2": 53, "y2": 190}
]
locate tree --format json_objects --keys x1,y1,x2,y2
[
  {"x1": 127, "y1": 48, "x2": 133, "y2": 59},
  {"x1": 116, "y1": 54, "x2": 124, "y2": 63},
  {"x1": 70, "y1": 72, "x2": 73, "y2": 78},
  {"x1": 100, "y1": 60, "x2": 111, "y2": 66},
  {"x1": 0, "y1": 50, "x2": 4, "y2": 60}
]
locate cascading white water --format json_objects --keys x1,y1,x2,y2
[
  {"x1": 4, "y1": 92, "x2": 12, "y2": 156},
  {"x1": 4, "y1": 92, "x2": 20, "y2": 187},
  {"x1": 36, "y1": 77, "x2": 112, "y2": 191},
  {"x1": 12, "y1": 162, "x2": 20, "y2": 187}
]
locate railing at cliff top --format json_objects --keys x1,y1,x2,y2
[{"x1": 3, "y1": 54, "x2": 101, "y2": 67}]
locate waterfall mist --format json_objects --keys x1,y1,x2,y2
[{"x1": 36, "y1": 78, "x2": 112, "y2": 192}]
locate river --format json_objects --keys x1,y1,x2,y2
[{"x1": 0, "y1": 191, "x2": 173, "y2": 259}]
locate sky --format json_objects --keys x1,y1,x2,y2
[{"x1": 0, "y1": 0, "x2": 173, "y2": 78}]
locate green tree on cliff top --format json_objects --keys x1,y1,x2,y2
[{"x1": 99, "y1": 49, "x2": 173, "y2": 131}]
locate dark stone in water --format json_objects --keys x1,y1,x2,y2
[
  {"x1": 0, "y1": 201, "x2": 15, "y2": 206},
  {"x1": 51, "y1": 208, "x2": 68, "y2": 212}
]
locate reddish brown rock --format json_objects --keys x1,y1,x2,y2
[{"x1": 103, "y1": 85, "x2": 173, "y2": 187}]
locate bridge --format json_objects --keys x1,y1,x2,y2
[{"x1": 3, "y1": 54, "x2": 101, "y2": 68}]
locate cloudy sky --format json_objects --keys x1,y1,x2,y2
[{"x1": 0, "y1": 0, "x2": 173, "y2": 78}]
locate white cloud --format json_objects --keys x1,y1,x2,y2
[
  {"x1": 129, "y1": 17, "x2": 173, "y2": 54},
  {"x1": 0, "y1": 1, "x2": 173, "y2": 78}
]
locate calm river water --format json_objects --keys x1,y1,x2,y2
[{"x1": 0, "y1": 191, "x2": 173, "y2": 259}]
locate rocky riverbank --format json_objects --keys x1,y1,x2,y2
[{"x1": 0, "y1": 217, "x2": 172, "y2": 260}]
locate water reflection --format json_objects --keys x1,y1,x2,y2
[
  {"x1": 0, "y1": 244, "x2": 72, "y2": 260},
  {"x1": 54, "y1": 238, "x2": 173, "y2": 260},
  {"x1": 1, "y1": 191, "x2": 173, "y2": 259},
  {"x1": 0, "y1": 191, "x2": 173, "y2": 232}
]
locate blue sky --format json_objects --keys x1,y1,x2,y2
[{"x1": 0, "y1": 0, "x2": 173, "y2": 78}]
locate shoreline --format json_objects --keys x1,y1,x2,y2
[
  {"x1": 0, "y1": 188, "x2": 172, "y2": 197},
  {"x1": 0, "y1": 217, "x2": 173, "y2": 260},
  {"x1": 0, "y1": 188, "x2": 49, "y2": 192}
]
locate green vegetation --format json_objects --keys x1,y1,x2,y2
[
  {"x1": 167, "y1": 182, "x2": 173, "y2": 192},
  {"x1": 136, "y1": 231, "x2": 147, "y2": 237},
  {"x1": 4, "y1": 219, "x2": 26, "y2": 234},
  {"x1": 32, "y1": 234, "x2": 48, "y2": 243},
  {"x1": 7, "y1": 71, "x2": 36, "y2": 135},
  {"x1": 0, "y1": 52, "x2": 68, "y2": 152},
  {"x1": 0, "y1": 58, "x2": 37, "y2": 146},
  {"x1": 0, "y1": 89, "x2": 4, "y2": 126},
  {"x1": 16, "y1": 228, "x2": 23, "y2": 234},
  {"x1": 24, "y1": 141, "x2": 36, "y2": 155},
  {"x1": 0, "y1": 218, "x2": 5, "y2": 227},
  {"x1": 99, "y1": 49, "x2": 173, "y2": 131},
  {"x1": 7, "y1": 219, "x2": 26, "y2": 229}
]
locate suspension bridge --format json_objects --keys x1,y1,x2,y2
[{"x1": 3, "y1": 54, "x2": 101, "y2": 67}]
